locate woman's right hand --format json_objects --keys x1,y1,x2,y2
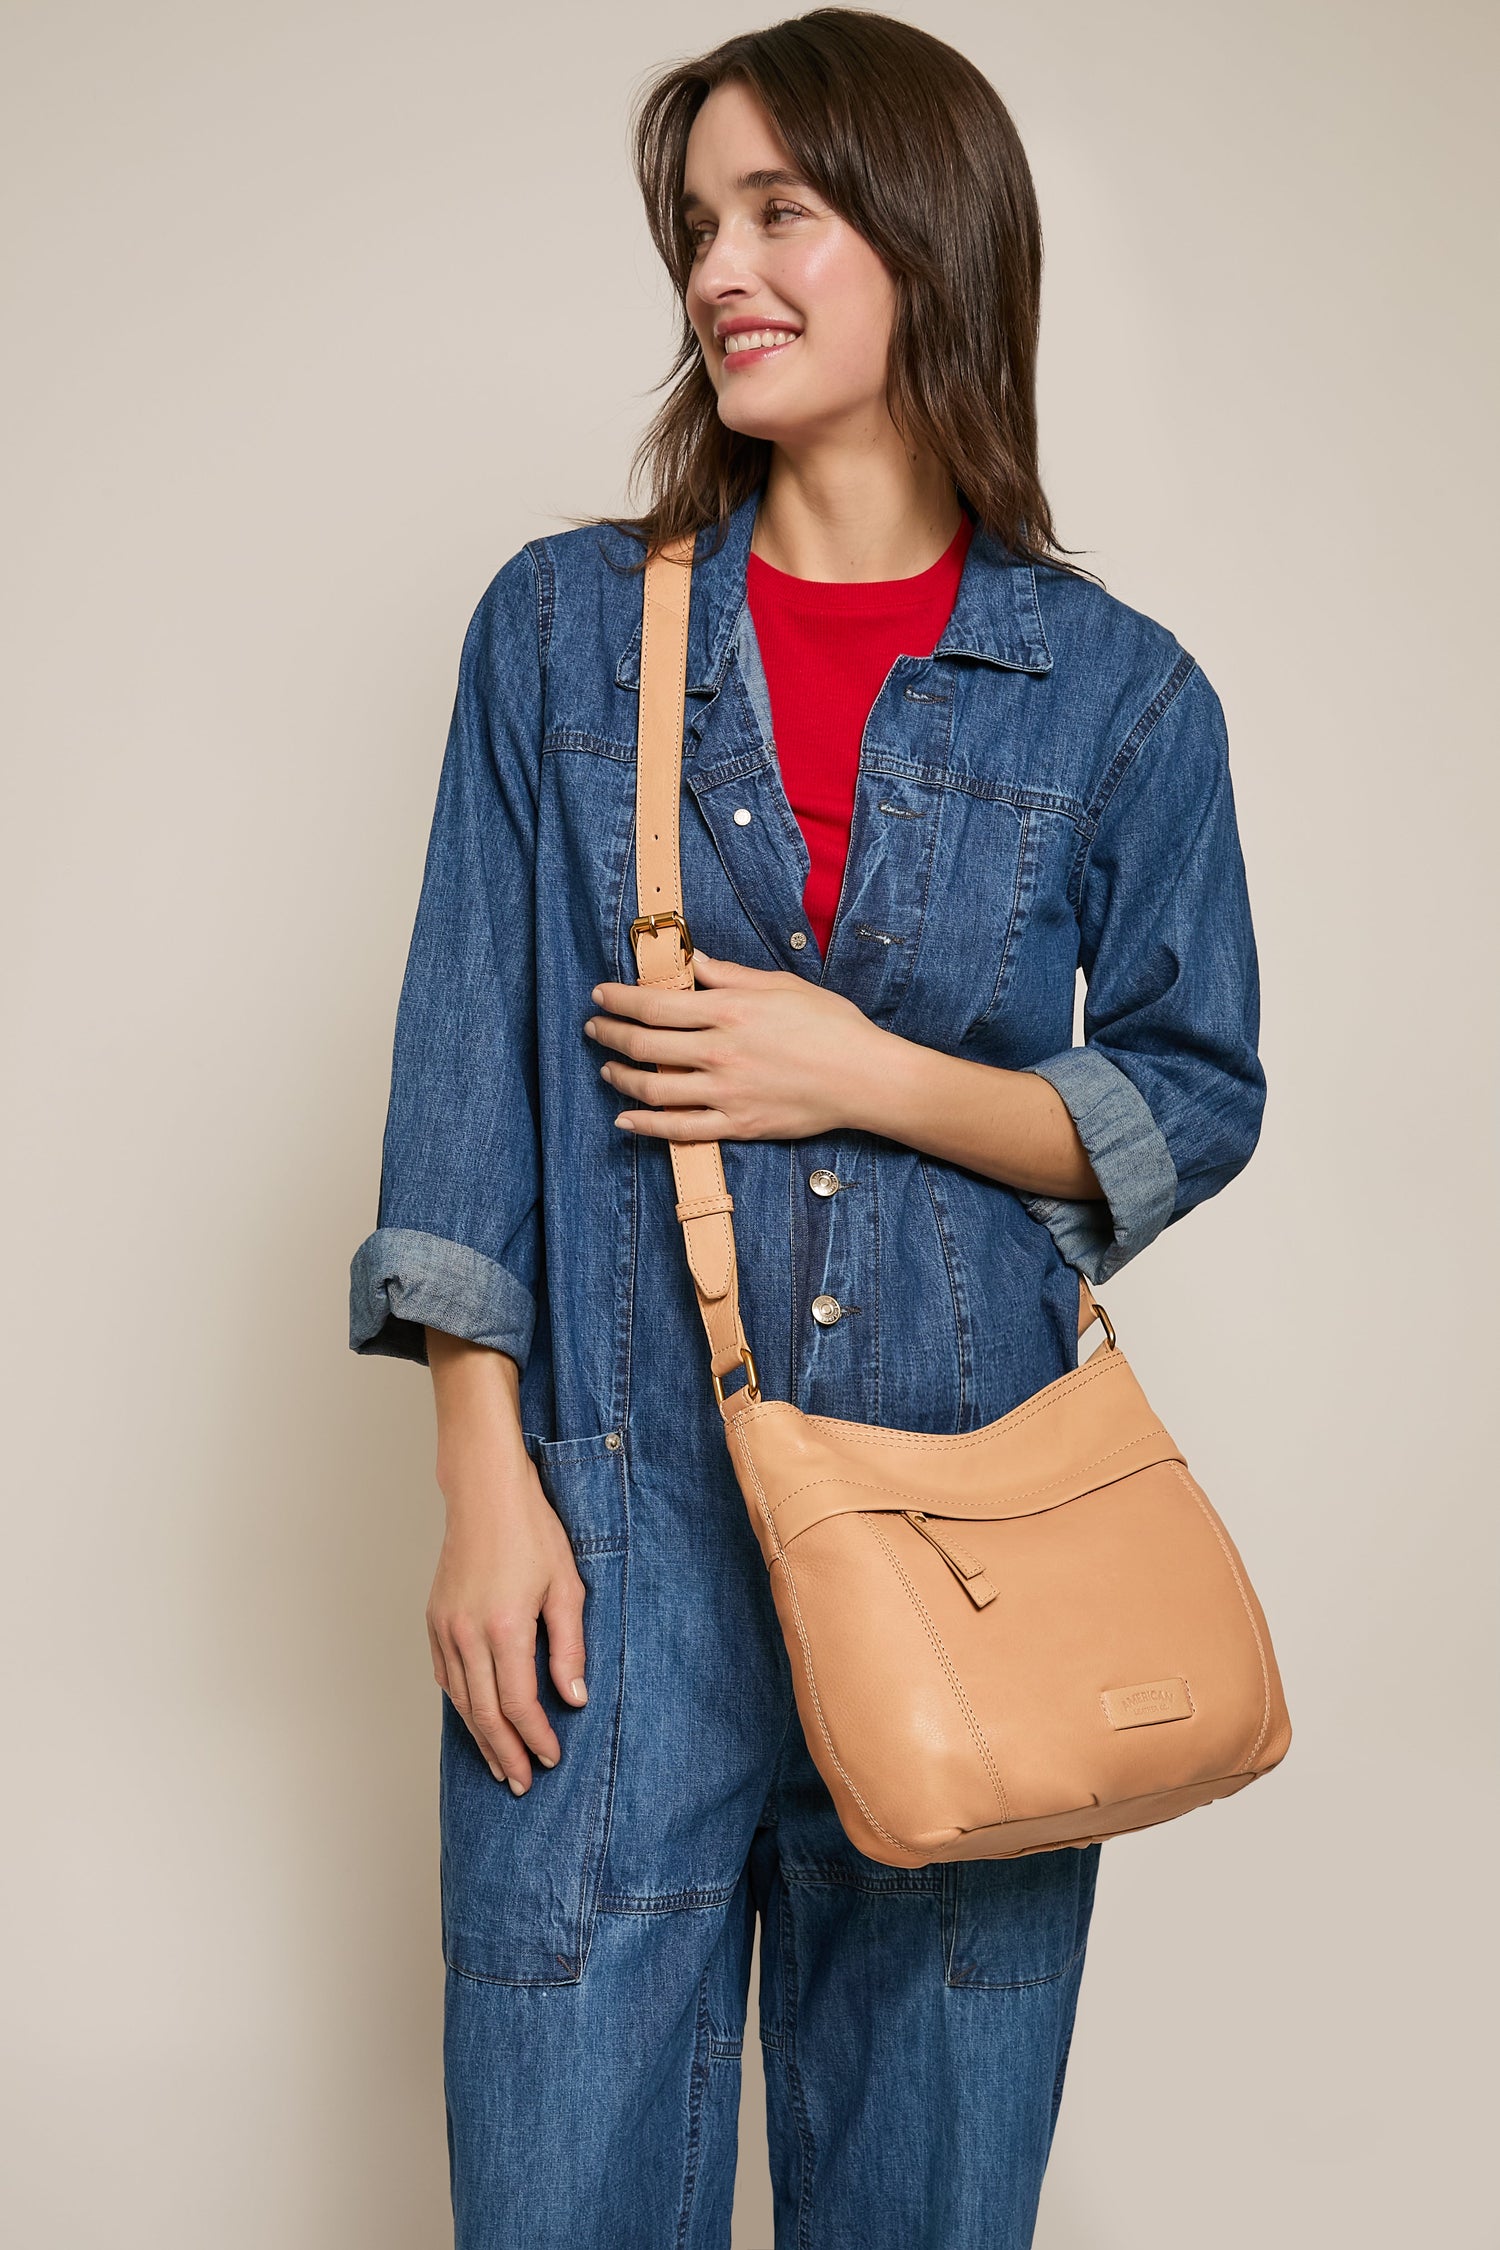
[{"x1": 423, "y1": 1330, "x2": 589, "y2": 1794}]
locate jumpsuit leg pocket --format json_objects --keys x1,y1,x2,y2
[
  {"x1": 439, "y1": 1430, "x2": 629, "y2": 1987},
  {"x1": 940, "y1": 1844, "x2": 1101, "y2": 1990}
]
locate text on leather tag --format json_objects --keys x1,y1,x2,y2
[{"x1": 1101, "y1": 1677, "x2": 1194, "y2": 1729}]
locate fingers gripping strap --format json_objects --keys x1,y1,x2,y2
[{"x1": 636, "y1": 536, "x2": 755, "y2": 1404}]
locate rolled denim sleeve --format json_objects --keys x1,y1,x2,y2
[
  {"x1": 349, "y1": 546, "x2": 545, "y2": 1368},
  {"x1": 1018, "y1": 656, "x2": 1266, "y2": 1284}
]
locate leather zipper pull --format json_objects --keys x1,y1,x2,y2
[{"x1": 902, "y1": 1511, "x2": 998, "y2": 1609}]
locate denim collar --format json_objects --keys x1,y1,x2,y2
[{"x1": 613, "y1": 481, "x2": 1053, "y2": 693}]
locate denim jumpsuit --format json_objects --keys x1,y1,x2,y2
[{"x1": 349, "y1": 482, "x2": 1264, "y2": 2250}]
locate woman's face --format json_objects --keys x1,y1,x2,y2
[{"x1": 681, "y1": 81, "x2": 898, "y2": 448}]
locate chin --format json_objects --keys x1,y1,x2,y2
[
  {"x1": 720, "y1": 409, "x2": 785, "y2": 444},
  {"x1": 716, "y1": 396, "x2": 811, "y2": 446}
]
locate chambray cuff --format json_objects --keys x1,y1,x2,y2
[
  {"x1": 1015, "y1": 1047, "x2": 1178, "y2": 1284},
  {"x1": 349, "y1": 1227, "x2": 536, "y2": 1368}
]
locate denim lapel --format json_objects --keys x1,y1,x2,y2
[
  {"x1": 614, "y1": 483, "x2": 1056, "y2": 979},
  {"x1": 612, "y1": 481, "x2": 1055, "y2": 702}
]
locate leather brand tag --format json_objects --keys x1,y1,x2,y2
[{"x1": 1101, "y1": 1677, "x2": 1194, "y2": 1729}]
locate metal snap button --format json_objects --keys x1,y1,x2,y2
[
  {"x1": 732, "y1": 806, "x2": 752, "y2": 826},
  {"x1": 808, "y1": 1169, "x2": 840, "y2": 1197},
  {"x1": 604, "y1": 1431, "x2": 622, "y2": 1450},
  {"x1": 811, "y1": 1294, "x2": 843, "y2": 1325},
  {"x1": 788, "y1": 930, "x2": 808, "y2": 950}
]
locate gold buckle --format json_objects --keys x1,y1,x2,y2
[
  {"x1": 628, "y1": 910, "x2": 694, "y2": 964},
  {"x1": 1092, "y1": 1296, "x2": 1117, "y2": 1350},
  {"x1": 712, "y1": 1344, "x2": 760, "y2": 1406}
]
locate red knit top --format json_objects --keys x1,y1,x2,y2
[{"x1": 745, "y1": 510, "x2": 975, "y2": 956}]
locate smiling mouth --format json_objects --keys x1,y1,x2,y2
[{"x1": 719, "y1": 329, "x2": 801, "y2": 366}]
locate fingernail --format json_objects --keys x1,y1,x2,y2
[
  {"x1": 591, "y1": 987, "x2": 602, "y2": 1003},
  {"x1": 584, "y1": 1021, "x2": 596, "y2": 1039},
  {"x1": 538, "y1": 1752, "x2": 557, "y2": 1768},
  {"x1": 570, "y1": 1679, "x2": 588, "y2": 1703},
  {"x1": 507, "y1": 1775, "x2": 526, "y2": 1795}
]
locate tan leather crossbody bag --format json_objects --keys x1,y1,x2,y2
[{"x1": 627, "y1": 532, "x2": 1291, "y2": 1868}]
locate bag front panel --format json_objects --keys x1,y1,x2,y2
[{"x1": 761, "y1": 1458, "x2": 1277, "y2": 1858}]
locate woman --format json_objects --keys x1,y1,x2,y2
[{"x1": 349, "y1": 11, "x2": 1265, "y2": 2246}]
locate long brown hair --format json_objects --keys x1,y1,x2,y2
[{"x1": 566, "y1": 8, "x2": 1088, "y2": 578}]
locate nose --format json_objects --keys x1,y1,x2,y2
[{"x1": 690, "y1": 215, "x2": 761, "y2": 308}]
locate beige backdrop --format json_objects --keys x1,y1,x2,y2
[{"x1": 2, "y1": 3, "x2": 1494, "y2": 2244}]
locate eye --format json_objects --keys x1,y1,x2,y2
[{"x1": 687, "y1": 200, "x2": 811, "y2": 254}]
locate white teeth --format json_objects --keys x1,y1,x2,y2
[{"x1": 723, "y1": 329, "x2": 799, "y2": 353}]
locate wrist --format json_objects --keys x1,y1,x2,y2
[
  {"x1": 843, "y1": 1023, "x2": 928, "y2": 1139},
  {"x1": 842, "y1": 1022, "x2": 913, "y2": 1136},
  {"x1": 427, "y1": 1336, "x2": 532, "y2": 1509},
  {"x1": 437, "y1": 1438, "x2": 534, "y2": 1522}
]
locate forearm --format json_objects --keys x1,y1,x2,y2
[
  {"x1": 425, "y1": 1331, "x2": 529, "y2": 1514},
  {"x1": 845, "y1": 1029, "x2": 1104, "y2": 1201}
]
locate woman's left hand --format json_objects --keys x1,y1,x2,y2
[{"x1": 584, "y1": 950, "x2": 887, "y2": 1143}]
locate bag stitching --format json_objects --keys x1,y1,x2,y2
[
  {"x1": 734, "y1": 1430, "x2": 911, "y2": 1854},
  {"x1": 862, "y1": 1514, "x2": 1011, "y2": 1825},
  {"x1": 734, "y1": 1344, "x2": 1130, "y2": 1454},
  {"x1": 767, "y1": 1427, "x2": 1173, "y2": 1520}
]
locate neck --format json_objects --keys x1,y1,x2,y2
[{"x1": 750, "y1": 444, "x2": 964, "y2": 583}]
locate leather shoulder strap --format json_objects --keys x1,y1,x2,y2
[{"x1": 633, "y1": 535, "x2": 759, "y2": 1412}]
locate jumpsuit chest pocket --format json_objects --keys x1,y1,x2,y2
[
  {"x1": 439, "y1": 1431, "x2": 629, "y2": 1986},
  {"x1": 916, "y1": 780, "x2": 1037, "y2": 1046},
  {"x1": 687, "y1": 743, "x2": 1040, "y2": 1051}
]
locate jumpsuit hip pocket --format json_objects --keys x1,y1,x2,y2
[
  {"x1": 941, "y1": 1842, "x2": 1100, "y2": 1990},
  {"x1": 439, "y1": 1429, "x2": 629, "y2": 1987}
]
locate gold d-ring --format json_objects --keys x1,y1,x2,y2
[{"x1": 712, "y1": 1345, "x2": 760, "y2": 1406}]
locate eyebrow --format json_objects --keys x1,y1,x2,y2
[{"x1": 677, "y1": 169, "x2": 811, "y2": 219}]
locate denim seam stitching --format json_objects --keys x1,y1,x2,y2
[
  {"x1": 780, "y1": 1868, "x2": 935, "y2": 1894},
  {"x1": 1067, "y1": 649, "x2": 1198, "y2": 908},
  {"x1": 445, "y1": 1959, "x2": 581, "y2": 1990},
  {"x1": 525, "y1": 538, "x2": 554, "y2": 691},
  {"x1": 567, "y1": 1453, "x2": 629, "y2": 1979},
  {"x1": 917, "y1": 1159, "x2": 970, "y2": 1427},
  {"x1": 542, "y1": 730, "x2": 638, "y2": 762},
  {"x1": 883, "y1": 747, "x2": 946, "y2": 1021},
  {"x1": 695, "y1": 744, "x2": 1087, "y2": 820},
  {"x1": 774, "y1": 1883, "x2": 818, "y2": 2250},
  {"x1": 613, "y1": 837, "x2": 640, "y2": 1437},
  {"x1": 946, "y1": 1940, "x2": 1091, "y2": 1993},
  {"x1": 673, "y1": 1968, "x2": 714, "y2": 2249},
  {"x1": 971, "y1": 802, "x2": 1036, "y2": 1031},
  {"x1": 596, "y1": 1884, "x2": 740, "y2": 1913}
]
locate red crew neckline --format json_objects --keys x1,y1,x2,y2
[{"x1": 746, "y1": 511, "x2": 973, "y2": 612}]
